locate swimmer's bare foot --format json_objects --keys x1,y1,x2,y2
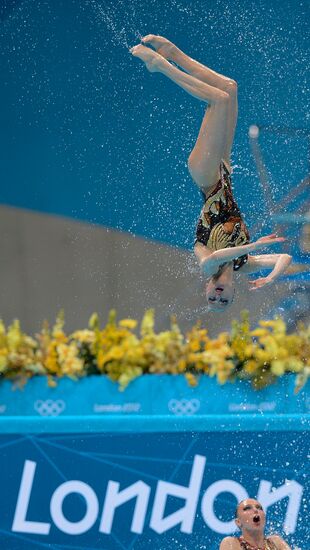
[
  {"x1": 141, "y1": 34, "x2": 175, "y2": 60},
  {"x1": 130, "y1": 44, "x2": 164, "y2": 72}
]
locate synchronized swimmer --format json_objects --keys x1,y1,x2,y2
[
  {"x1": 220, "y1": 498, "x2": 291, "y2": 550},
  {"x1": 131, "y1": 35, "x2": 292, "y2": 313}
]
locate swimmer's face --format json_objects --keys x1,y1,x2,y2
[
  {"x1": 235, "y1": 499, "x2": 266, "y2": 532},
  {"x1": 205, "y1": 279, "x2": 235, "y2": 311}
]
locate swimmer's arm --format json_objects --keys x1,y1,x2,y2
[
  {"x1": 195, "y1": 235, "x2": 287, "y2": 277},
  {"x1": 194, "y1": 241, "x2": 260, "y2": 276},
  {"x1": 245, "y1": 254, "x2": 292, "y2": 290},
  {"x1": 242, "y1": 253, "x2": 292, "y2": 275},
  {"x1": 195, "y1": 241, "x2": 271, "y2": 277}
]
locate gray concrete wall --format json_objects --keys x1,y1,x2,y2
[{"x1": 0, "y1": 205, "x2": 292, "y2": 337}]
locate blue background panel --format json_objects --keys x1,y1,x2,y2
[
  {"x1": 0, "y1": 375, "x2": 308, "y2": 417},
  {"x1": 0, "y1": 427, "x2": 308, "y2": 549}
]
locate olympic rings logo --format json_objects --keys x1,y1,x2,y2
[
  {"x1": 34, "y1": 399, "x2": 66, "y2": 417},
  {"x1": 168, "y1": 398, "x2": 200, "y2": 416}
]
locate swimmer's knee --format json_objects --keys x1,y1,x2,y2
[
  {"x1": 204, "y1": 89, "x2": 230, "y2": 104},
  {"x1": 223, "y1": 79, "x2": 237, "y2": 96}
]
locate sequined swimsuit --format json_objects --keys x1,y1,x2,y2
[
  {"x1": 195, "y1": 161, "x2": 250, "y2": 271},
  {"x1": 238, "y1": 536, "x2": 277, "y2": 550}
]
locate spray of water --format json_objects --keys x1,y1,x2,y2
[{"x1": 88, "y1": 0, "x2": 142, "y2": 50}]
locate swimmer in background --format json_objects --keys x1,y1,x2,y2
[
  {"x1": 131, "y1": 36, "x2": 292, "y2": 312},
  {"x1": 220, "y1": 498, "x2": 292, "y2": 549}
]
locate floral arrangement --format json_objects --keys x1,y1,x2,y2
[{"x1": 0, "y1": 310, "x2": 309, "y2": 392}]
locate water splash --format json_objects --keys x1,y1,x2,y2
[{"x1": 88, "y1": 0, "x2": 141, "y2": 50}]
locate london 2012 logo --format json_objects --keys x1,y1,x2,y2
[{"x1": 34, "y1": 400, "x2": 66, "y2": 416}]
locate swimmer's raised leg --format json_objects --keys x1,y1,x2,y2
[
  {"x1": 141, "y1": 35, "x2": 234, "y2": 91},
  {"x1": 141, "y1": 35, "x2": 237, "y2": 166},
  {"x1": 131, "y1": 45, "x2": 227, "y2": 105},
  {"x1": 131, "y1": 44, "x2": 229, "y2": 190}
]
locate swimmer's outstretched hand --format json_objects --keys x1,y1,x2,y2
[
  {"x1": 252, "y1": 233, "x2": 287, "y2": 250},
  {"x1": 249, "y1": 277, "x2": 274, "y2": 291}
]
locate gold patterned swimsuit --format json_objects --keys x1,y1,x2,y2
[
  {"x1": 238, "y1": 536, "x2": 278, "y2": 550},
  {"x1": 195, "y1": 161, "x2": 250, "y2": 271}
]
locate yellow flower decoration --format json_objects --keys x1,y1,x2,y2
[
  {"x1": 119, "y1": 319, "x2": 138, "y2": 330},
  {"x1": 0, "y1": 310, "x2": 308, "y2": 393}
]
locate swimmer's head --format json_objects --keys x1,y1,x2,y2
[
  {"x1": 205, "y1": 279, "x2": 235, "y2": 311},
  {"x1": 235, "y1": 498, "x2": 266, "y2": 532},
  {"x1": 205, "y1": 264, "x2": 235, "y2": 312}
]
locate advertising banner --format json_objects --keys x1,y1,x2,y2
[
  {"x1": 0, "y1": 427, "x2": 308, "y2": 549},
  {"x1": 0, "y1": 375, "x2": 308, "y2": 417}
]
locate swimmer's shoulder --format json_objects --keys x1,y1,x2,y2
[
  {"x1": 267, "y1": 534, "x2": 291, "y2": 549},
  {"x1": 219, "y1": 536, "x2": 240, "y2": 549},
  {"x1": 194, "y1": 242, "x2": 213, "y2": 264},
  {"x1": 194, "y1": 242, "x2": 213, "y2": 255}
]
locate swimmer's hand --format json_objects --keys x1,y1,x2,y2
[
  {"x1": 249, "y1": 276, "x2": 274, "y2": 290},
  {"x1": 252, "y1": 233, "x2": 287, "y2": 250}
]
